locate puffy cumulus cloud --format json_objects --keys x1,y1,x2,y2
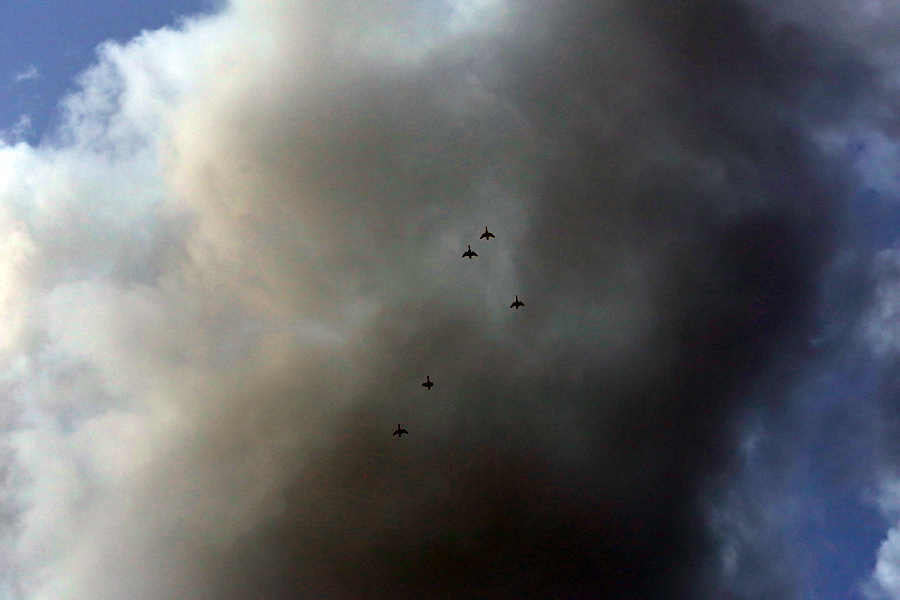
[{"x1": 0, "y1": 0, "x2": 888, "y2": 598}]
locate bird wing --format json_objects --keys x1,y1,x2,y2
[{"x1": 401, "y1": 429, "x2": 408, "y2": 434}]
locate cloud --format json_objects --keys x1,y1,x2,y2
[
  {"x1": 0, "y1": 0, "x2": 895, "y2": 598},
  {"x1": 862, "y1": 255, "x2": 900, "y2": 600},
  {"x1": 864, "y1": 482, "x2": 900, "y2": 599},
  {"x1": 12, "y1": 66, "x2": 40, "y2": 84},
  {"x1": 0, "y1": 116, "x2": 33, "y2": 145}
]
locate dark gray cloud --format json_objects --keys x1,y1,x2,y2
[
  {"x1": 163, "y1": 1, "x2": 870, "y2": 598},
  {"x1": 4, "y1": 0, "x2": 898, "y2": 598}
]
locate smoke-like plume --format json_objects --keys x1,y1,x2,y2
[{"x1": 1, "y1": 0, "x2": 896, "y2": 598}]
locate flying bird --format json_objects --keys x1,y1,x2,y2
[
  {"x1": 422, "y1": 376, "x2": 433, "y2": 390},
  {"x1": 393, "y1": 423, "x2": 409, "y2": 437},
  {"x1": 510, "y1": 295, "x2": 524, "y2": 309},
  {"x1": 480, "y1": 226, "x2": 495, "y2": 240},
  {"x1": 462, "y1": 244, "x2": 478, "y2": 259}
]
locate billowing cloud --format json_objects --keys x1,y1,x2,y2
[{"x1": 1, "y1": 0, "x2": 897, "y2": 599}]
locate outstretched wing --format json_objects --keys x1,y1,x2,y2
[
  {"x1": 400, "y1": 428, "x2": 408, "y2": 435},
  {"x1": 472, "y1": 251, "x2": 478, "y2": 257},
  {"x1": 510, "y1": 301, "x2": 516, "y2": 308}
]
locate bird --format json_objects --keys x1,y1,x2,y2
[
  {"x1": 393, "y1": 423, "x2": 409, "y2": 437},
  {"x1": 480, "y1": 226, "x2": 495, "y2": 240},
  {"x1": 462, "y1": 244, "x2": 478, "y2": 259},
  {"x1": 422, "y1": 376, "x2": 433, "y2": 390},
  {"x1": 510, "y1": 295, "x2": 524, "y2": 309}
]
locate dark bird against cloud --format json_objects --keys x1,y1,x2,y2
[{"x1": 4, "y1": 0, "x2": 900, "y2": 599}]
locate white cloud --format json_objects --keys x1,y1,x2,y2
[
  {"x1": 0, "y1": 115, "x2": 32, "y2": 145},
  {"x1": 0, "y1": 7, "x2": 312, "y2": 599},
  {"x1": 860, "y1": 255, "x2": 900, "y2": 600},
  {"x1": 12, "y1": 66, "x2": 40, "y2": 84},
  {"x1": 865, "y1": 481, "x2": 900, "y2": 599},
  {"x1": 863, "y1": 250, "x2": 900, "y2": 356}
]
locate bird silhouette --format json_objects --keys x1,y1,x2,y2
[
  {"x1": 480, "y1": 226, "x2": 495, "y2": 240},
  {"x1": 393, "y1": 423, "x2": 409, "y2": 437},
  {"x1": 510, "y1": 295, "x2": 524, "y2": 309},
  {"x1": 422, "y1": 376, "x2": 433, "y2": 390},
  {"x1": 462, "y1": 244, "x2": 478, "y2": 259}
]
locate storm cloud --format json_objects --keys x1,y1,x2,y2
[{"x1": 1, "y1": 0, "x2": 898, "y2": 598}]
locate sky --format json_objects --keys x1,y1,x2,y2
[{"x1": 2, "y1": 0, "x2": 900, "y2": 598}]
